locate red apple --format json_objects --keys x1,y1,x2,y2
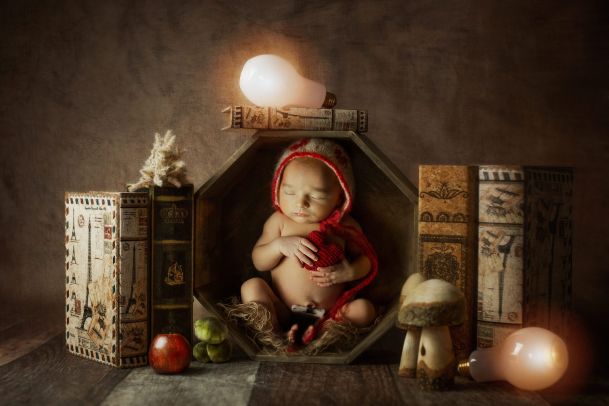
[{"x1": 149, "y1": 333, "x2": 191, "y2": 374}]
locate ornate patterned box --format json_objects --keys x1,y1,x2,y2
[{"x1": 65, "y1": 192, "x2": 149, "y2": 367}]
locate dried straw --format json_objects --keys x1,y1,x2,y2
[{"x1": 218, "y1": 297, "x2": 380, "y2": 356}]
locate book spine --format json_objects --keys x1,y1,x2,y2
[
  {"x1": 224, "y1": 105, "x2": 368, "y2": 133},
  {"x1": 418, "y1": 165, "x2": 477, "y2": 360},
  {"x1": 477, "y1": 166, "x2": 524, "y2": 348},
  {"x1": 149, "y1": 185, "x2": 194, "y2": 345},
  {"x1": 476, "y1": 321, "x2": 520, "y2": 348},
  {"x1": 523, "y1": 167, "x2": 573, "y2": 339},
  {"x1": 117, "y1": 192, "x2": 149, "y2": 367}
]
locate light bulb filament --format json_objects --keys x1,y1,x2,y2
[{"x1": 511, "y1": 342, "x2": 523, "y2": 356}]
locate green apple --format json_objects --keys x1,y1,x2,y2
[
  {"x1": 192, "y1": 342, "x2": 211, "y2": 363},
  {"x1": 207, "y1": 340, "x2": 232, "y2": 363},
  {"x1": 194, "y1": 317, "x2": 228, "y2": 344}
]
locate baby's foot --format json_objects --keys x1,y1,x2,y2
[
  {"x1": 287, "y1": 324, "x2": 299, "y2": 344},
  {"x1": 301, "y1": 324, "x2": 316, "y2": 345},
  {"x1": 286, "y1": 324, "x2": 300, "y2": 352}
]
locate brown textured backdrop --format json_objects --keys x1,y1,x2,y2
[{"x1": 1, "y1": 1, "x2": 607, "y2": 370}]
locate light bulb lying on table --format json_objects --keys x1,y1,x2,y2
[
  {"x1": 239, "y1": 54, "x2": 336, "y2": 108},
  {"x1": 458, "y1": 327, "x2": 569, "y2": 391}
]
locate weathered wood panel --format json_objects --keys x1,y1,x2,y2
[
  {"x1": 0, "y1": 335, "x2": 130, "y2": 405},
  {"x1": 249, "y1": 362, "x2": 402, "y2": 405},
  {"x1": 0, "y1": 312, "x2": 64, "y2": 366},
  {"x1": 0, "y1": 327, "x2": 605, "y2": 406},
  {"x1": 392, "y1": 370, "x2": 549, "y2": 406},
  {"x1": 102, "y1": 361, "x2": 260, "y2": 406}
]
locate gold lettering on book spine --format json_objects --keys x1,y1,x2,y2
[
  {"x1": 160, "y1": 203, "x2": 188, "y2": 224},
  {"x1": 164, "y1": 261, "x2": 185, "y2": 286}
]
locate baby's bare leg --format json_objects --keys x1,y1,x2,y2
[
  {"x1": 338, "y1": 298, "x2": 376, "y2": 327},
  {"x1": 240, "y1": 277, "x2": 290, "y2": 330}
]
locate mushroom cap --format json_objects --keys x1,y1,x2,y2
[
  {"x1": 398, "y1": 279, "x2": 465, "y2": 327},
  {"x1": 397, "y1": 272, "x2": 426, "y2": 329},
  {"x1": 400, "y1": 272, "x2": 426, "y2": 302}
]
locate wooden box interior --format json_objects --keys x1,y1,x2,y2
[{"x1": 194, "y1": 131, "x2": 418, "y2": 363}]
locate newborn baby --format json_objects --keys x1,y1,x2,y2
[{"x1": 240, "y1": 138, "x2": 378, "y2": 346}]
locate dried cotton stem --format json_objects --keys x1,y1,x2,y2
[{"x1": 128, "y1": 130, "x2": 189, "y2": 191}]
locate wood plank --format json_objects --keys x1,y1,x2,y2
[
  {"x1": 540, "y1": 377, "x2": 609, "y2": 406},
  {"x1": 249, "y1": 362, "x2": 403, "y2": 405},
  {"x1": 249, "y1": 361, "x2": 552, "y2": 406},
  {"x1": 101, "y1": 360, "x2": 260, "y2": 406},
  {"x1": 0, "y1": 329, "x2": 606, "y2": 405},
  {"x1": 390, "y1": 365, "x2": 549, "y2": 406},
  {"x1": 0, "y1": 311, "x2": 64, "y2": 366},
  {"x1": 0, "y1": 334, "x2": 130, "y2": 404}
]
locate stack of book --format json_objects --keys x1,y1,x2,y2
[
  {"x1": 417, "y1": 165, "x2": 573, "y2": 353},
  {"x1": 223, "y1": 105, "x2": 368, "y2": 133},
  {"x1": 64, "y1": 186, "x2": 194, "y2": 367}
]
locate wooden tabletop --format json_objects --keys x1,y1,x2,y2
[{"x1": 1, "y1": 310, "x2": 606, "y2": 405}]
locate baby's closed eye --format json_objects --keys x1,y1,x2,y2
[{"x1": 311, "y1": 194, "x2": 328, "y2": 200}]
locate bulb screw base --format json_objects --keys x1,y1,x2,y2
[
  {"x1": 457, "y1": 359, "x2": 471, "y2": 378},
  {"x1": 322, "y1": 92, "x2": 337, "y2": 108}
]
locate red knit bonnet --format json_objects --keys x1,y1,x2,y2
[{"x1": 271, "y1": 137, "x2": 355, "y2": 221}]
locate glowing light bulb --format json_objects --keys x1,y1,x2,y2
[
  {"x1": 239, "y1": 54, "x2": 336, "y2": 108},
  {"x1": 458, "y1": 327, "x2": 569, "y2": 391}
]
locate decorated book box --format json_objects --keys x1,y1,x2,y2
[{"x1": 194, "y1": 131, "x2": 418, "y2": 363}]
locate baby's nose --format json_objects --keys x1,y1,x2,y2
[{"x1": 297, "y1": 197, "x2": 310, "y2": 208}]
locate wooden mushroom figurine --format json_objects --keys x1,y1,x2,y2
[
  {"x1": 396, "y1": 272, "x2": 426, "y2": 377},
  {"x1": 398, "y1": 279, "x2": 465, "y2": 390}
]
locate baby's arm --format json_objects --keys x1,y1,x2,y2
[
  {"x1": 252, "y1": 212, "x2": 319, "y2": 271},
  {"x1": 310, "y1": 256, "x2": 371, "y2": 287}
]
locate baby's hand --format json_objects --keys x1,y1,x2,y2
[
  {"x1": 310, "y1": 259, "x2": 354, "y2": 287},
  {"x1": 277, "y1": 236, "x2": 318, "y2": 267}
]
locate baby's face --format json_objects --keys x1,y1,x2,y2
[{"x1": 279, "y1": 158, "x2": 342, "y2": 224}]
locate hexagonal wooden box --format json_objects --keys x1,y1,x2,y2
[{"x1": 194, "y1": 131, "x2": 418, "y2": 363}]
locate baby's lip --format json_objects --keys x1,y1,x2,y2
[{"x1": 293, "y1": 211, "x2": 310, "y2": 217}]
